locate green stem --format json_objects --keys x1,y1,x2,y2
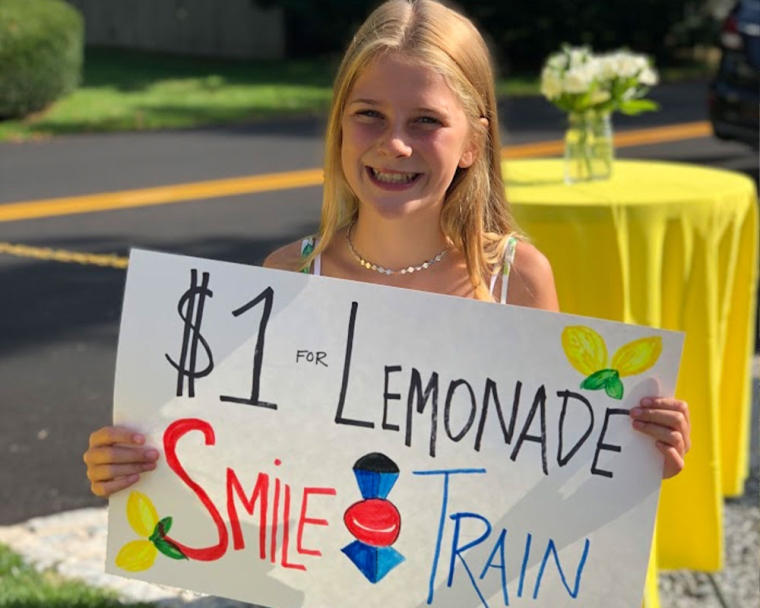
[{"x1": 579, "y1": 119, "x2": 593, "y2": 179}]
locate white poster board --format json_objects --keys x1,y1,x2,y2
[{"x1": 106, "y1": 249, "x2": 683, "y2": 608}]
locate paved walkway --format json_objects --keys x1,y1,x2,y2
[{"x1": 0, "y1": 507, "x2": 257, "y2": 607}]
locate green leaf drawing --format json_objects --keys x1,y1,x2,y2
[
  {"x1": 581, "y1": 368, "x2": 618, "y2": 390},
  {"x1": 604, "y1": 374, "x2": 624, "y2": 400},
  {"x1": 149, "y1": 516, "x2": 173, "y2": 542},
  {"x1": 153, "y1": 537, "x2": 188, "y2": 560}
]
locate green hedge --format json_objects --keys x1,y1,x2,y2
[{"x1": 0, "y1": 0, "x2": 84, "y2": 119}]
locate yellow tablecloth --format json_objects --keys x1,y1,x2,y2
[{"x1": 503, "y1": 159, "x2": 758, "y2": 579}]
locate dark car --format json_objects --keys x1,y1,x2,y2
[{"x1": 708, "y1": 0, "x2": 760, "y2": 147}]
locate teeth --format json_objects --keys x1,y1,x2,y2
[{"x1": 371, "y1": 168, "x2": 418, "y2": 184}]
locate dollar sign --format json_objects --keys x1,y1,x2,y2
[{"x1": 165, "y1": 269, "x2": 214, "y2": 397}]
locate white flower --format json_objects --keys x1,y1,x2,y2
[
  {"x1": 587, "y1": 57, "x2": 604, "y2": 80},
  {"x1": 568, "y1": 47, "x2": 592, "y2": 69},
  {"x1": 633, "y1": 55, "x2": 650, "y2": 72},
  {"x1": 600, "y1": 51, "x2": 652, "y2": 80},
  {"x1": 540, "y1": 45, "x2": 658, "y2": 114},
  {"x1": 598, "y1": 55, "x2": 620, "y2": 81},
  {"x1": 547, "y1": 53, "x2": 567, "y2": 71},
  {"x1": 618, "y1": 54, "x2": 639, "y2": 78},
  {"x1": 563, "y1": 67, "x2": 593, "y2": 94},
  {"x1": 640, "y1": 66, "x2": 658, "y2": 86},
  {"x1": 540, "y1": 67, "x2": 564, "y2": 99},
  {"x1": 568, "y1": 60, "x2": 602, "y2": 94}
]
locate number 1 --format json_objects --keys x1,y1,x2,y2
[{"x1": 220, "y1": 287, "x2": 277, "y2": 409}]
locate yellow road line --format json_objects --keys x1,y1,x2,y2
[
  {"x1": 0, "y1": 121, "x2": 712, "y2": 224},
  {"x1": 501, "y1": 121, "x2": 712, "y2": 158},
  {"x1": 613, "y1": 121, "x2": 712, "y2": 147},
  {"x1": 0, "y1": 168, "x2": 323, "y2": 224},
  {"x1": 0, "y1": 242, "x2": 128, "y2": 268}
]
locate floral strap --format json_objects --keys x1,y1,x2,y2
[
  {"x1": 300, "y1": 238, "x2": 316, "y2": 274},
  {"x1": 500, "y1": 235, "x2": 519, "y2": 304}
]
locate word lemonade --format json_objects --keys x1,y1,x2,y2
[{"x1": 110, "y1": 252, "x2": 677, "y2": 608}]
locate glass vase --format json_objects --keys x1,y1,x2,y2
[{"x1": 564, "y1": 111, "x2": 614, "y2": 184}]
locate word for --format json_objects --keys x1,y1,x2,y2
[
  {"x1": 415, "y1": 469, "x2": 590, "y2": 606},
  {"x1": 161, "y1": 418, "x2": 336, "y2": 571},
  {"x1": 296, "y1": 350, "x2": 328, "y2": 367}
]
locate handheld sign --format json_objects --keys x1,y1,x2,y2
[{"x1": 106, "y1": 249, "x2": 683, "y2": 608}]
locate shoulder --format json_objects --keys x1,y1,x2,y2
[
  {"x1": 507, "y1": 240, "x2": 560, "y2": 312},
  {"x1": 262, "y1": 239, "x2": 310, "y2": 272}
]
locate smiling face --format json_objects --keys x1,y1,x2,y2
[{"x1": 340, "y1": 54, "x2": 477, "y2": 221}]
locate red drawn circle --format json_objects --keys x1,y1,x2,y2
[{"x1": 344, "y1": 498, "x2": 401, "y2": 547}]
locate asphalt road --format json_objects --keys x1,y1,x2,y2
[{"x1": 0, "y1": 80, "x2": 757, "y2": 525}]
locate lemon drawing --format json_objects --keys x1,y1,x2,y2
[
  {"x1": 115, "y1": 491, "x2": 187, "y2": 572},
  {"x1": 561, "y1": 326, "x2": 662, "y2": 399}
]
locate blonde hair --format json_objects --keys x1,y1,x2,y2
[{"x1": 304, "y1": 0, "x2": 519, "y2": 300}]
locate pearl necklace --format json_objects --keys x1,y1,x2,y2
[{"x1": 346, "y1": 223, "x2": 448, "y2": 275}]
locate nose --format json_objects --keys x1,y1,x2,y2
[{"x1": 378, "y1": 123, "x2": 412, "y2": 158}]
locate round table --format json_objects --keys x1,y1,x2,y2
[{"x1": 503, "y1": 158, "x2": 758, "y2": 598}]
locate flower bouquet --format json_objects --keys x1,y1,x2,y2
[{"x1": 540, "y1": 46, "x2": 660, "y2": 183}]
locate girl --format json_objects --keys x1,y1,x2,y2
[{"x1": 84, "y1": 0, "x2": 689, "y2": 502}]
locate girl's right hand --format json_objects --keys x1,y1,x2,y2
[{"x1": 83, "y1": 426, "x2": 159, "y2": 498}]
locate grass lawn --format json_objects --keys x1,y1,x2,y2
[
  {"x1": 0, "y1": 542, "x2": 153, "y2": 608},
  {"x1": 0, "y1": 49, "x2": 340, "y2": 141},
  {"x1": 0, "y1": 48, "x2": 714, "y2": 142}
]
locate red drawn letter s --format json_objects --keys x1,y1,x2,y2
[{"x1": 163, "y1": 418, "x2": 229, "y2": 561}]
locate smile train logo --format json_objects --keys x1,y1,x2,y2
[{"x1": 342, "y1": 453, "x2": 405, "y2": 583}]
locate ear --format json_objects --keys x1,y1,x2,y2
[
  {"x1": 458, "y1": 149, "x2": 475, "y2": 169},
  {"x1": 458, "y1": 117, "x2": 489, "y2": 169}
]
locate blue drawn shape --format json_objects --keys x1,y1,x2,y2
[
  {"x1": 343, "y1": 453, "x2": 405, "y2": 583},
  {"x1": 342, "y1": 540, "x2": 406, "y2": 584},
  {"x1": 353, "y1": 452, "x2": 400, "y2": 500},
  {"x1": 354, "y1": 469, "x2": 399, "y2": 500}
]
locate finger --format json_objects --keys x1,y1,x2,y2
[
  {"x1": 87, "y1": 461, "x2": 157, "y2": 483},
  {"x1": 636, "y1": 399, "x2": 691, "y2": 452},
  {"x1": 630, "y1": 407, "x2": 688, "y2": 433},
  {"x1": 631, "y1": 419, "x2": 686, "y2": 454},
  {"x1": 91, "y1": 474, "x2": 141, "y2": 498},
  {"x1": 640, "y1": 398, "x2": 690, "y2": 426},
  {"x1": 85, "y1": 446, "x2": 159, "y2": 466},
  {"x1": 657, "y1": 442, "x2": 685, "y2": 480},
  {"x1": 89, "y1": 426, "x2": 145, "y2": 449}
]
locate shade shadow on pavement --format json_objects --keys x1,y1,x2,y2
[{"x1": 0, "y1": 229, "x2": 316, "y2": 525}]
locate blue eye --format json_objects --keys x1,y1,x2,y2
[
  {"x1": 357, "y1": 109, "x2": 382, "y2": 119},
  {"x1": 417, "y1": 116, "x2": 442, "y2": 125}
]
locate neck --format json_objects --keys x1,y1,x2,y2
[{"x1": 350, "y1": 212, "x2": 449, "y2": 271}]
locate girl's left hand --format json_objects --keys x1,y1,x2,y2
[{"x1": 629, "y1": 397, "x2": 691, "y2": 479}]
